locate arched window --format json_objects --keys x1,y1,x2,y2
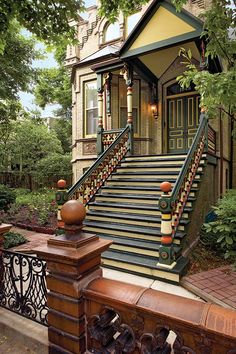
[{"x1": 104, "y1": 22, "x2": 120, "y2": 42}]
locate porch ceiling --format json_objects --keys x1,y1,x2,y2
[{"x1": 139, "y1": 41, "x2": 200, "y2": 79}]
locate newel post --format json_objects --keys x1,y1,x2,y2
[
  {"x1": 157, "y1": 182, "x2": 176, "y2": 268},
  {"x1": 33, "y1": 200, "x2": 112, "y2": 354}
]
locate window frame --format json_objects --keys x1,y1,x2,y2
[{"x1": 83, "y1": 79, "x2": 98, "y2": 138}]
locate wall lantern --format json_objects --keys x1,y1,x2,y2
[{"x1": 151, "y1": 101, "x2": 158, "y2": 119}]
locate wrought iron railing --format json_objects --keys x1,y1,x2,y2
[
  {"x1": 170, "y1": 112, "x2": 208, "y2": 236},
  {"x1": 68, "y1": 125, "x2": 130, "y2": 202},
  {"x1": 0, "y1": 250, "x2": 48, "y2": 326}
]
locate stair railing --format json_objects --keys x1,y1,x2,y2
[
  {"x1": 158, "y1": 112, "x2": 208, "y2": 267},
  {"x1": 102, "y1": 128, "x2": 124, "y2": 150},
  {"x1": 67, "y1": 125, "x2": 130, "y2": 204}
]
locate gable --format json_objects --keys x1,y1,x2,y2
[
  {"x1": 130, "y1": 6, "x2": 195, "y2": 51},
  {"x1": 120, "y1": 1, "x2": 203, "y2": 59}
]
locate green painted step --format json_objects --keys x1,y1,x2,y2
[
  {"x1": 101, "y1": 250, "x2": 189, "y2": 283},
  {"x1": 88, "y1": 201, "x2": 192, "y2": 217},
  {"x1": 83, "y1": 220, "x2": 186, "y2": 245},
  {"x1": 92, "y1": 233, "x2": 182, "y2": 259},
  {"x1": 85, "y1": 210, "x2": 190, "y2": 231}
]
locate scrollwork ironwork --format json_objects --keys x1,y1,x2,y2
[{"x1": 0, "y1": 250, "x2": 48, "y2": 326}]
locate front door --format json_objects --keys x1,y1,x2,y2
[{"x1": 167, "y1": 93, "x2": 200, "y2": 153}]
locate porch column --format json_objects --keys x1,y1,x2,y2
[
  {"x1": 97, "y1": 73, "x2": 104, "y2": 155},
  {"x1": 122, "y1": 65, "x2": 134, "y2": 155}
]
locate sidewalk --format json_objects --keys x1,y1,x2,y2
[{"x1": 182, "y1": 265, "x2": 236, "y2": 310}]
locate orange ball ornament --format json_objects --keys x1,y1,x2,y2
[
  {"x1": 160, "y1": 181, "x2": 171, "y2": 193},
  {"x1": 61, "y1": 200, "x2": 86, "y2": 225},
  {"x1": 57, "y1": 179, "x2": 67, "y2": 189}
]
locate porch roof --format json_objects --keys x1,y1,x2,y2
[{"x1": 119, "y1": 0, "x2": 203, "y2": 81}]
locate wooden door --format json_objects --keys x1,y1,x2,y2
[{"x1": 167, "y1": 93, "x2": 200, "y2": 153}]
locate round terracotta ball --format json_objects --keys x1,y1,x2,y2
[
  {"x1": 61, "y1": 200, "x2": 86, "y2": 225},
  {"x1": 57, "y1": 179, "x2": 67, "y2": 189},
  {"x1": 160, "y1": 181, "x2": 172, "y2": 193}
]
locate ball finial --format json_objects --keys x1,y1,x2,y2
[
  {"x1": 160, "y1": 181, "x2": 172, "y2": 193},
  {"x1": 61, "y1": 200, "x2": 86, "y2": 225},
  {"x1": 57, "y1": 179, "x2": 67, "y2": 189}
]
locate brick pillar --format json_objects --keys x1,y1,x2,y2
[{"x1": 34, "y1": 200, "x2": 112, "y2": 354}]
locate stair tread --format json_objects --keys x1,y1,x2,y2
[
  {"x1": 84, "y1": 220, "x2": 186, "y2": 238},
  {"x1": 97, "y1": 193, "x2": 196, "y2": 202},
  {"x1": 102, "y1": 250, "x2": 189, "y2": 274},
  {"x1": 94, "y1": 234, "x2": 181, "y2": 252},
  {"x1": 112, "y1": 171, "x2": 180, "y2": 175},
  {"x1": 102, "y1": 186, "x2": 199, "y2": 192},
  {"x1": 86, "y1": 210, "x2": 190, "y2": 224},
  {"x1": 88, "y1": 201, "x2": 193, "y2": 212}
]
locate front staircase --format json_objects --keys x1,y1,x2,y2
[
  {"x1": 83, "y1": 153, "x2": 206, "y2": 283},
  {"x1": 67, "y1": 113, "x2": 211, "y2": 283}
]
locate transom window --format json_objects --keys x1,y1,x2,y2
[{"x1": 84, "y1": 81, "x2": 98, "y2": 136}]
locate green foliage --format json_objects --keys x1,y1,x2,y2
[
  {"x1": 7, "y1": 118, "x2": 63, "y2": 173},
  {"x1": 3, "y1": 231, "x2": 27, "y2": 249},
  {"x1": 35, "y1": 153, "x2": 72, "y2": 183},
  {"x1": 204, "y1": 190, "x2": 236, "y2": 263},
  {"x1": 0, "y1": 21, "x2": 38, "y2": 101},
  {"x1": 0, "y1": 0, "x2": 84, "y2": 52},
  {"x1": 0, "y1": 184, "x2": 16, "y2": 211},
  {"x1": 177, "y1": 1, "x2": 236, "y2": 122},
  {"x1": 34, "y1": 44, "x2": 72, "y2": 120},
  {"x1": 51, "y1": 119, "x2": 72, "y2": 153},
  {"x1": 8, "y1": 188, "x2": 57, "y2": 226}
]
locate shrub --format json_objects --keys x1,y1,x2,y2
[
  {"x1": 0, "y1": 184, "x2": 16, "y2": 211},
  {"x1": 204, "y1": 190, "x2": 236, "y2": 263},
  {"x1": 3, "y1": 231, "x2": 28, "y2": 249}
]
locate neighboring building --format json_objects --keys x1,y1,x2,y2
[{"x1": 65, "y1": 0, "x2": 235, "y2": 281}]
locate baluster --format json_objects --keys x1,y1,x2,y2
[{"x1": 157, "y1": 182, "x2": 176, "y2": 268}]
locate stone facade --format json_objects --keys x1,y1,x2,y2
[{"x1": 66, "y1": 0, "x2": 233, "y2": 192}]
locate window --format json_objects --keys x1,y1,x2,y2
[
  {"x1": 126, "y1": 12, "x2": 141, "y2": 36},
  {"x1": 119, "y1": 78, "x2": 140, "y2": 135},
  {"x1": 104, "y1": 22, "x2": 120, "y2": 42},
  {"x1": 84, "y1": 81, "x2": 98, "y2": 136}
]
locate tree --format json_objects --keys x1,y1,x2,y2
[
  {"x1": 177, "y1": 0, "x2": 236, "y2": 123},
  {"x1": 8, "y1": 118, "x2": 63, "y2": 174},
  {"x1": 35, "y1": 153, "x2": 72, "y2": 184},
  {"x1": 0, "y1": 0, "x2": 84, "y2": 52},
  {"x1": 51, "y1": 119, "x2": 72, "y2": 154},
  {"x1": 34, "y1": 45, "x2": 72, "y2": 119}
]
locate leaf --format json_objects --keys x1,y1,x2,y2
[{"x1": 226, "y1": 236, "x2": 233, "y2": 245}]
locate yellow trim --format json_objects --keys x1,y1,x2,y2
[
  {"x1": 166, "y1": 91, "x2": 198, "y2": 99},
  {"x1": 130, "y1": 6, "x2": 195, "y2": 51},
  {"x1": 162, "y1": 214, "x2": 172, "y2": 220}
]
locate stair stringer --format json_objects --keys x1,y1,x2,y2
[{"x1": 181, "y1": 155, "x2": 218, "y2": 256}]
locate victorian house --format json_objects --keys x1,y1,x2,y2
[{"x1": 65, "y1": 0, "x2": 235, "y2": 282}]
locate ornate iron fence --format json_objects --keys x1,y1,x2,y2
[{"x1": 0, "y1": 250, "x2": 48, "y2": 326}]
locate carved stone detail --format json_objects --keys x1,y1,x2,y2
[{"x1": 83, "y1": 141, "x2": 97, "y2": 155}]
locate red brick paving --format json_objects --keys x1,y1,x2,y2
[{"x1": 182, "y1": 265, "x2": 236, "y2": 310}]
